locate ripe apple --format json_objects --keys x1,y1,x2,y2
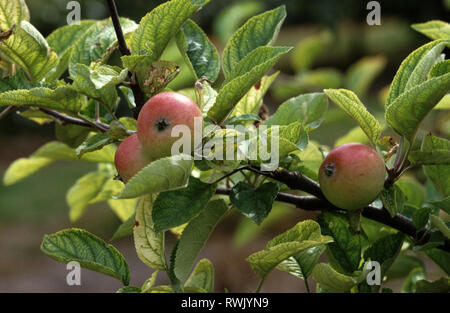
[
  {"x1": 114, "y1": 134, "x2": 150, "y2": 182},
  {"x1": 137, "y1": 92, "x2": 202, "y2": 160},
  {"x1": 318, "y1": 143, "x2": 386, "y2": 210}
]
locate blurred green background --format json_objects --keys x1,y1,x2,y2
[{"x1": 0, "y1": 0, "x2": 449, "y2": 292}]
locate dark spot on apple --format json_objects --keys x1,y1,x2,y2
[
  {"x1": 324, "y1": 163, "x2": 335, "y2": 177},
  {"x1": 155, "y1": 117, "x2": 171, "y2": 131}
]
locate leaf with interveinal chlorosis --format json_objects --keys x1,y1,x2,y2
[
  {"x1": 346, "y1": 55, "x2": 387, "y2": 98},
  {"x1": 41, "y1": 228, "x2": 130, "y2": 285},
  {"x1": 184, "y1": 259, "x2": 214, "y2": 293},
  {"x1": 2, "y1": 141, "x2": 116, "y2": 186},
  {"x1": 386, "y1": 40, "x2": 449, "y2": 107},
  {"x1": 120, "y1": 55, "x2": 150, "y2": 72},
  {"x1": 116, "y1": 155, "x2": 193, "y2": 199},
  {"x1": 412, "y1": 20, "x2": 450, "y2": 41},
  {"x1": 55, "y1": 123, "x2": 90, "y2": 149},
  {"x1": 111, "y1": 213, "x2": 136, "y2": 241},
  {"x1": 75, "y1": 133, "x2": 114, "y2": 158},
  {"x1": 385, "y1": 72, "x2": 450, "y2": 140},
  {"x1": 421, "y1": 135, "x2": 450, "y2": 197},
  {"x1": 0, "y1": 85, "x2": 85, "y2": 113},
  {"x1": 222, "y1": 6, "x2": 286, "y2": 79},
  {"x1": 130, "y1": 0, "x2": 211, "y2": 59},
  {"x1": 176, "y1": 19, "x2": 220, "y2": 82},
  {"x1": 324, "y1": 89, "x2": 381, "y2": 145},
  {"x1": 230, "y1": 182, "x2": 279, "y2": 225},
  {"x1": 136, "y1": 60, "x2": 180, "y2": 95},
  {"x1": 45, "y1": 20, "x2": 96, "y2": 81},
  {"x1": 312, "y1": 263, "x2": 360, "y2": 292},
  {"x1": 265, "y1": 92, "x2": 328, "y2": 128},
  {"x1": 134, "y1": 195, "x2": 167, "y2": 270},
  {"x1": 246, "y1": 220, "x2": 333, "y2": 279},
  {"x1": 231, "y1": 72, "x2": 279, "y2": 118},
  {"x1": 66, "y1": 171, "x2": 110, "y2": 222},
  {"x1": 174, "y1": 199, "x2": 228, "y2": 285},
  {"x1": 317, "y1": 211, "x2": 368, "y2": 274},
  {"x1": 0, "y1": 21, "x2": 58, "y2": 81},
  {"x1": 152, "y1": 177, "x2": 217, "y2": 232},
  {"x1": 116, "y1": 286, "x2": 141, "y2": 293},
  {"x1": 227, "y1": 114, "x2": 262, "y2": 126},
  {"x1": 334, "y1": 126, "x2": 371, "y2": 147},
  {"x1": 364, "y1": 232, "x2": 404, "y2": 277},
  {"x1": 198, "y1": 79, "x2": 217, "y2": 116},
  {"x1": 108, "y1": 198, "x2": 138, "y2": 222},
  {"x1": 71, "y1": 63, "x2": 128, "y2": 108},
  {"x1": 141, "y1": 270, "x2": 159, "y2": 293},
  {"x1": 380, "y1": 184, "x2": 405, "y2": 218},
  {"x1": 415, "y1": 277, "x2": 450, "y2": 293},
  {"x1": 208, "y1": 47, "x2": 291, "y2": 124},
  {"x1": 69, "y1": 18, "x2": 137, "y2": 72},
  {"x1": 0, "y1": 0, "x2": 29, "y2": 30}
]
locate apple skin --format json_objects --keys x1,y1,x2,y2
[
  {"x1": 318, "y1": 143, "x2": 386, "y2": 210},
  {"x1": 114, "y1": 134, "x2": 150, "y2": 182},
  {"x1": 137, "y1": 92, "x2": 202, "y2": 160}
]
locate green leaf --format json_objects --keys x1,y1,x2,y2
[
  {"x1": 276, "y1": 245, "x2": 326, "y2": 280},
  {"x1": 231, "y1": 72, "x2": 279, "y2": 118},
  {"x1": 227, "y1": 113, "x2": 262, "y2": 126},
  {"x1": 116, "y1": 286, "x2": 141, "y2": 293},
  {"x1": 290, "y1": 32, "x2": 331, "y2": 72},
  {"x1": 429, "y1": 59, "x2": 450, "y2": 78},
  {"x1": 75, "y1": 133, "x2": 114, "y2": 158},
  {"x1": 416, "y1": 277, "x2": 450, "y2": 293},
  {"x1": 412, "y1": 206, "x2": 433, "y2": 230},
  {"x1": 152, "y1": 177, "x2": 217, "y2": 232},
  {"x1": 385, "y1": 254, "x2": 425, "y2": 281},
  {"x1": 0, "y1": 0, "x2": 29, "y2": 30},
  {"x1": 41, "y1": 228, "x2": 130, "y2": 285},
  {"x1": 385, "y1": 72, "x2": 450, "y2": 140},
  {"x1": 176, "y1": 19, "x2": 220, "y2": 82},
  {"x1": 430, "y1": 215, "x2": 450, "y2": 239},
  {"x1": 55, "y1": 124, "x2": 90, "y2": 149},
  {"x1": 402, "y1": 267, "x2": 425, "y2": 293},
  {"x1": 130, "y1": 0, "x2": 210, "y2": 59},
  {"x1": 246, "y1": 220, "x2": 333, "y2": 279},
  {"x1": 230, "y1": 182, "x2": 279, "y2": 225},
  {"x1": 409, "y1": 150, "x2": 450, "y2": 165},
  {"x1": 0, "y1": 69, "x2": 34, "y2": 92},
  {"x1": 0, "y1": 21, "x2": 58, "y2": 81},
  {"x1": 425, "y1": 248, "x2": 450, "y2": 275},
  {"x1": 117, "y1": 155, "x2": 193, "y2": 199},
  {"x1": 222, "y1": 6, "x2": 286, "y2": 79},
  {"x1": 69, "y1": 18, "x2": 137, "y2": 71},
  {"x1": 45, "y1": 20, "x2": 96, "y2": 80},
  {"x1": 208, "y1": 47, "x2": 291, "y2": 124},
  {"x1": 2, "y1": 157, "x2": 52, "y2": 186},
  {"x1": 364, "y1": 232, "x2": 404, "y2": 278},
  {"x1": 312, "y1": 263, "x2": 360, "y2": 293},
  {"x1": 422, "y1": 135, "x2": 450, "y2": 197},
  {"x1": 174, "y1": 199, "x2": 227, "y2": 284},
  {"x1": 184, "y1": 259, "x2": 214, "y2": 293},
  {"x1": 318, "y1": 211, "x2": 368, "y2": 274},
  {"x1": 141, "y1": 270, "x2": 159, "y2": 293},
  {"x1": 111, "y1": 213, "x2": 136, "y2": 241},
  {"x1": 334, "y1": 126, "x2": 371, "y2": 147},
  {"x1": 412, "y1": 20, "x2": 450, "y2": 41},
  {"x1": 380, "y1": 185, "x2": 405, "y2": 218},
  {"x1": 134, "y1": 195, "x2": 167, "y2": 270},
  {"x1": 429, "y1": 197, "x2": 450, "y2": 215},
  {"x1": 108, "y1": 198, "x2": 137, "y2": 222},
  {"x1": 324, "y1": 88, "x2": 381, "y2": 145},
  {"x1": 212, "y1": 1, "x2": 264, "y2": 44},
  {"x1": 67, "y1": 171, "x2": 110, "y2": 222},
  {"x1": 33, "y1": 141, "x2": 116, "y2": 163},
  {"x1": 0, "y1": 85, "x2": 84, "y2": 113},
  {"x1": 346, "y1": 56, "x2": 386, "y2": 98},
  {"x1": 386, "y1": 40, "x2": 449, "y2": 107},
  {"x1": 265, "y1": 92, "x2": 328, "y2": 128}
]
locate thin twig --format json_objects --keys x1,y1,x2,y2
[
  {"x1": 39, "y1": 108, "x2": 110, "y2": 132},
  {"x1": 0, "y1": 106, "x2": 15, "y2": 120}
]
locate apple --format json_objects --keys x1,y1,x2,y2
[
  {"x1": 137, "y1": 92, "x2": 202, "y2": 160},
  {"x1": 114, "y1": 134, "x2": 150, "y2": 182},
  {"x1": 318, "y1": 143, "x2": 386, "y2": 210}
]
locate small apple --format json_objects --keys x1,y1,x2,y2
[
  {"x1": 318, "y1": 143, "x2": 386, "y2": 210},
  {"x1": 114, "y1": 134, "x2": 150, "y2": 182},
  {"x1": 137, "y1": 92, "x2": 202, "y2": 160}
]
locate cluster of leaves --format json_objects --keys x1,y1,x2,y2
[{"x1": 1, "y1": 0, "x2": 449, "y2": 293}]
